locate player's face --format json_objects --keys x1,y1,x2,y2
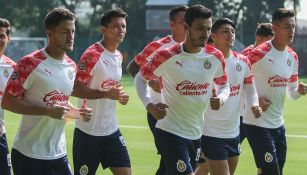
[
  {"x1": 102, "y1": 17, "x2": 126, "y2": 44},
  {"x1": 0, "y1": 27, "x2": 10, "y2": 54},
  {"x1": 273, "y1": 17, "x2": 295, "y2": 44},
  {"x1": 170, "y1": 11, "x2": 186, "y2": 38},
  {"x1": 185, "y1": 17, "x2": 212, "y2": 48},
  {"x1": 211, "y1": 24, "x2": 235, "y2": 49},
  {"x1": 48, "y1": 20, "x2": 75, "y2": 52}
]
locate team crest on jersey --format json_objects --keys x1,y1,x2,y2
[
  {"x1": 68, "y1": 69, "x2": 74, "y2": 80},
  {"x1": 203, "y1": 60, "x2": 211, "y2": 69},
  {"x1": 264, "y1": 152, "x2": 273, "y2": 163},
  {"x1": 79, "y1": 62, "x2": 86, "y2": 70},
  {"x1": 287, "y1": 59, "x2": 291, "y2": 66},
  {"x1": 176, "y1": 159, "x2": 187, "y2": 172},
  {"x1": 3, "y1": 68, "x2": 9, "y2": 78},
  {"x1": 79, "y1": 165, "x2": 89, "y2": 175},
  {"x1": 236, "y1": 63, "x2": 242, "y2": 72},
  {"x1": 119, "y1": 136, "x2": 126, "y2": 146},
  {"x1": 10, "y1": 71, "x2": 19, "y2": 80}
]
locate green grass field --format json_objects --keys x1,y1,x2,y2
[{"x1": 4, "y1": 76, "x2": 307, "y2": 175}]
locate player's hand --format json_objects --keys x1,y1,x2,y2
[
  {"x1": 47, "y1": 104, "x2": 70, "y2": 120},
  {"x1": 119, "y1": 92, "x2": 129, "y2": 105},
  {"x1": 259, "y1": 96, "x2": 271, "y2": 112},
  {"x1": 105, "y1": 84, "x2": 123, "y2": 100},
  {"x1": 79, "y1": 99, "x2": 93, "y2": 122},
  {"x1": 148, "y1": 79, "x2": 161, "y2": 93},
  {"x1": 210, "y1": 89, "x2": 223, "y2": 110},
  {"x1": 146, "y1": 103, "x2": 169, "y2": 120},
  {"x1": 251, "y1": 106, "x2": 263, "y2": 118},
  {"x1": 298, "y1": 82, "x2": 307, "y2": 95}
]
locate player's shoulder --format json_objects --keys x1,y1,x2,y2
[
  {"x1": 286, "y1": 46, "x2": 298, "y2": 61},
  {"x1": 232, "y1": 51, "x2": 251, "y2": 65},
  {"x1": 80, "y1": 42, "x2": 104, "y2": 60},
  {"x1": 250, "y1": 41, "x2": 272, "y2": 56},
  {"x1": 17, "y1": 50, "x2": 46, "y2": 65},
  {"x1": 145, "y1": 35, "x2": 173, "y2": 50},
  {"x1": 241, "y1": 45, "x2": 254, "y2": 56},
  {"x1": 204, "y1": 44, "x2": 224, "y2": 62},
  {"x1": 1, "y1": 55, "x2": 16, "y2": 66},
  {"x1": 154, "y1": 43, "x2": 181, "y2": 59},
  {"x1": 64, "y1": 55, "x2": 77, "y2": 68}
]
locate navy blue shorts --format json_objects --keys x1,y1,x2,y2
[
  {"x1": 201, "y1": 135, "x2": 240, "y2": 160},
  {"x1": 0, "y1": 133, "x2": 11, "y2": 175},
  {"x1": 11, "y1": 149, "x2": 72, "y2": 175},
  {"x1": 243, "y1": 124, "x2": 287, "y2": 168},
  {"x1": 155, "y1": 129, "x2": 201, "y2": 175},
  {"x1": 73, "y1": 128, "x2": 131, "y2": 175},
  {"x1": 147, "y1": 112, "x2": 157, "y2": 135}
]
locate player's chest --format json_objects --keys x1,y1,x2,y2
[
  {"x1": 95, "y1": 57, "x2": 122, "y2": 80},
  {"x1": 225, "y1": 59, "x2": 246, "y2": 84}
]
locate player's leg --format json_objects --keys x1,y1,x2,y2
[
  {"x1": 227, "y1": 135, "x2": 240, "y2": 175},
  {"x1": 147, "y1": 112, "x2": 166, "y2": 175},
  {"x1": 273, "y1": 125, "x2": 287, "y2": 175},
  {"x1": 243, "y1": 124, "x2": 280, "y2": 175},
  {"x1": 102, "y1": 129, "x2": 131, "y2": 175},
  {"x1": 195, "y1": 150, "x2": 209, "y2": 175},
  {"x1": 239, "y1": 116, "x2": 246, "y2": 143},
  {"x1": 0, "y1": 133, "x2": 11, "y2": 175},
  {"x1": 73, "y1": 128, "x2": 101, "y2": 175},
  {"x1": 155, "y1": 128, "x2": 197, "y2": 175}
]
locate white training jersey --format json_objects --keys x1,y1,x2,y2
[
  {"x1": 244, "y1": 40, "x2": 299, "y2": 128},
  {"x1": 5, "y1": 49, "x2": 76, "y2": 160},
  {"x1": 140, "y1": 43, "x2": 228, "y2": 140},
  {"x1": 134, "y1": 35, "x2": 178, "y2": 104},
  {"x1": 203, "y1": 51, "x2": 255, "y2": 138},
  {"x1": 0, "y1": 55, "x2": 16, "y2": 133},
  {"x1": 75, "y1": 42, "x2": 122, "y2": 136}
]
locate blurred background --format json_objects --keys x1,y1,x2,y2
[{"x1": 1, "y1": 0, "x2": 306, "y2": 75}]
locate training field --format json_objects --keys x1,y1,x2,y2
[{"x1": 4, "y1": 76, "x2": 307, "y2": 175}]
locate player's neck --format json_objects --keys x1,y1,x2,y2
[
  {"x1": 101, "y1": 40, "x2": 119, "y2": 53},
  {"x1": 271, "y1": 38, "x2": 287, "y2": 51},
  {"x1": 183, "y1": 41, "x2": 201, "y2": 53},
  {"x1": 172, "y1": 32, "x2": 185, "y2": 43},
  {"x1": 45, "y1": 46, "x2": 65, "y2": 60}
]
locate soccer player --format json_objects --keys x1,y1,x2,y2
[
  {"x1": 71, "y1": 8, "x2": 131, "y2": 175},
  {"x1": 126, "y1": 5, "x2": 188, "y2": 175},
  {"x1": 240, "y1": 22, "x2": 274, "y2": 143},
  {"x1": 0, "y1": 17, "x2": 15, "y2": 175},
  {"x1": 1, "y1": 8, "x2": 92, "y2": 175},
  {"x1": 243, "y1": 8, "x2": 307, "y2": 175},
  {"x1": 241, "y1": 23, "x2": 274, "y2": 57},
  {"x1": 196, "y1": 18, "x2": 262, "y2": 175},
  {"x1": 134, "y1": 5, "x2": 230, "y2": 175}
]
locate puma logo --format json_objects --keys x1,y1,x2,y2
[{"x1": 176, "y1": 61, "x2": 184, "y2": 68}]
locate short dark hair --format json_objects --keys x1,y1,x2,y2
[
  {"x1": 184, "y1": 5, "x2": 212, "y2": 26},
  {"x1": 169, "y1": 5, "x2": 189, "y2": 22},
  {"x1": 0, "y1": 18, "x2": 11, "y2": 35},
  {"x1": 100, "y1": 8, "x2": 128, "y2": 27},
  {"x1": 211, "y1": 18, "x2": 235, "y2": 33},
  {"x1": 44, "y1": 8, "x2": 75, "y2": 30},
  {"x1": 272, "y1": 8, "x2": 295, "y2": 24},
  {"x1": 255, "y1": 23, "x2": 274, "y2": 37}
]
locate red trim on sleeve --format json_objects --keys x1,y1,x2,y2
[
  {"x1": 6, "y1": 50, "x2": 46, "y2": 96},
  {"x1": 248, "y1": 42, "x2": 272, "y2": 65},
  {"x1": 134, "y1": 36, "x2": 172, "y2": 68},
  {"x1": 2, "y1": 55, "x2": 16, "y2": 68},
  {"x1": 241, "y1": 45, "x2": 254, "y2": 56},
  {"x1": 141, "y1": 43, "x2": 181, "y2": 81},
  {"x1": 76, "y1": 43, "x2": 103, "y2": 84},
  {"x1": 289, "y1": 74, "x2": 298, "y2": 83}
]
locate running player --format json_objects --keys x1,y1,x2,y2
[
  {"x1": 71, "y1": 8, "x2": 131, "y2": 175},
  {"x1": 1, "y1": 8, "x2": 92, "y2": 175},
  {"x1": 240, "y1": 22, "x2": 274, "y2": 143},
  {"x1": 196, "y1": 18, "x2": 262, "y2": 175},
  {"x1": 134, "y1": 5, "x2": 230, "y2": 175},
  {"x1": 126, "y1": 5, "x2": 188, "y2": 175},
  {"x1": 243, "y1": 8, "x2": 307, "y2": 175},
  {"x1": 0, "y1": 17, "x2": 15, "y2": 175}
]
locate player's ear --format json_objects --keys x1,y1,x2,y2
[
  {"x1": 183, "y1": 22, "x2": 188, "y2": 30},
  {"x1": 100, "y1": 26, "x2": 106, "y2": 34},
  {"x1": 169, "y1": 21, "x2": 175, "y2": 29}
]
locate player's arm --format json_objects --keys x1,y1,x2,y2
[
  {"x1": 126, "y1": 59, "x2": 140, "y2": 78},
  {"x1": 66, "y1": 100, "x2": 92, "y2": 122},
  {"x1": 71, "y1": 80, "x2": 124, "y2": 100},
  {"x1": 1, "y1": 92, "x2": 69, "y2": 120},
  {"x1": 243, "y1": 79, "x2": 262, "y2": 118}
]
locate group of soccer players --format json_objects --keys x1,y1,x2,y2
[{"x1": 0, "y1": 4, "x2": 306, "y2": 175}]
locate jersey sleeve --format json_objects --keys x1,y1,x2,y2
[
  {"x1": 140, "y1": 50, "x2": 168, "y2": 81},
  {"x1": 75, "y1": 49, "x2": 100, "y2": 84},
  {"x1": 134, "y1": 42, "x2": 159, "y2": 68},
  {"x1": 242, "y1": 56, "x2": 254, "y2": 85},
  {"x1": 214, "y1": 58, "x2": 228, "y2": 85},
  {"x1": 5, "y1": 57, "x2": 37, "y2": 96}
]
